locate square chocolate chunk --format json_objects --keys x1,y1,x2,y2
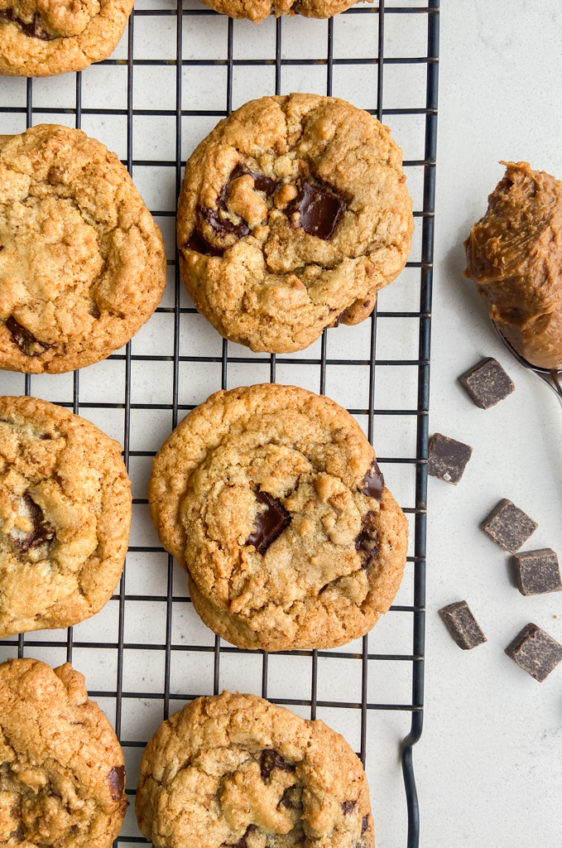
[
  {"x1": 438, "y1": 601, "x2": 487, "y2": 650},
  {"x1": 459, "y1": 357, "x2": 514, "y2": 409},
  {"x1": 513, "y1": 548, "x2": 562, "y2": 596},
  {"x1": 428, "y1": 433, "x2": 472, "y2": 484},
  {"x1": 480, "y1": 498, "x2": 537, "y2": 553},
  {"x1": 505, "y1": 623, "x2": 562, "y2": 682}
]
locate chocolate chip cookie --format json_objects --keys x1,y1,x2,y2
[
  {"x1": 177, "y1": 94, "x2": 413, "y2": 353},
  {"x1": 0, "y1": 0, "x2": 134, "y2": 77},
  {"x1": 0, "y1": 395, "x2": 131, "y2": 638},
  {"x1": 149, "y1": 383, "x2": 407, "y2": 651},
  {"x1": 198, "y1": 0, "x2": 364, "y2": 23},
  {"x1": 136, "y1": 691, "x2": 374, "y2": 848},
  {"x1": 0, "y1": 657, "x2": 127, "y2": 846},
  {"x1": 0, "y1": 124, "x2": 167, "y2": 373}
]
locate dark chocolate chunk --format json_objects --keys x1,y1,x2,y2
[
  {"x1": 6, "y1": 316, "x2": 52, "y2": 357},
  {"x1": 0, "y1": 9, "x2": 54, "y2": 39},
  {"x1": 183, "y1": 230, "x2": 224, "y2": 257},
  {"x1": 505, "y1": 623, "x2": 562, "y2": 682},
  {"x1": 246, "y1": 491, "x2": 291, "y2": 556},
  {"x1": 438, "y1": 601, "x2": 487, "y2": 650},
  {"x1": 458, "y1": 357, "x2": 514, "y2": 409},
  {"x1": 224, "y1": 825, "x2": 256, "y2": 848},
  {"x1": 359, "y1": 461, "x2": 384, "y2": 501},
  {"x1": 199, "y1": 203, "x2": 250, "y2": 240},
  {"x1": 513, "y1": 548, "x2": 562, "y2": 596},
  {"x1": 291, "y1": 180, "x2": 346, "y2": 240},
  {"x1": 107, "y1": 765, "x2": 125, "y2": 800},
  {"x1": 259, "y1": 749, "x2": 295, "y2": 783},
  {"x1": 278, "y1": 784, "x2": 300, "y2": 810},
  {"x1": 231, "y1": 164, "x2": 278, "y2": 196},
  {"x1": 361, "y1": 815, "x2": 370, "y2": 834},
  {"x1": 89, "y1": 303, "x2": 101, "y2": 320},
  {"x1": 480, "y1": 498, "x2": 537, "y2": 553},
  {"x1": 428, "y1": 433, "x2": 472, "y2": 485},
  {"x1": 8, "y1": 493, "x2": 56, "y2": 553},
  {"x1": 342, "y1": 800, "x2": 356, "y2": 814},
  {"x1": 355, "y1": 512, "x2": 379, "y2": 570}
]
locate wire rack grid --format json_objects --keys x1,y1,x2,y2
[{"x1": 0, "y1": 2, "x2": 438, "y2": 846}]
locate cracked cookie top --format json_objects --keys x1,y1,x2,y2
[
  {"x1": 0, "y1": 657, "x2": 126, "y2": 847},
  {"x1": 0, "y1": 124, "x2": 167, "y2": 373},
  {"x1": 0, "y1": 395, "x2": 131, "y2": 638},
  {"x1": 149, "y1": 384, "x2": 407, "y2": 651},
  {"x1": 177, "y1": 94, "x2": 413, "y2": 353},
  {"x1": 198, "y1": 0, "x2": 364, "y2": 23},
  {"x1": 136, "y1": 691, "x2": 374, "y2": 848},
  {"x1": 0, "y1": 0, "x2": 134, "y2": 76}
]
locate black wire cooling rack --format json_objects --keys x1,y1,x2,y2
[{"x1": 0, "y1": 2, "x2": 438, "y2": 846}]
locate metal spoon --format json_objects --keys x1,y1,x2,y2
[{"x1": 492, "y1": 321, "x2": 562, "y2": 408}]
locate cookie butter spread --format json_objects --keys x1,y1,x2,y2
[{"x1": 464, "y1": 161, "x2": 562, "y2": 370}]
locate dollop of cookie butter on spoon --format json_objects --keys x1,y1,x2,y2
[{"x1": 464, "y1": 161, "x2": 562, "y2": 404}]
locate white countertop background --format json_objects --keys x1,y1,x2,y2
[
  {"x1": 421, "y1": 2, "x2": 562, "y2": 846},
  {"x1": 0, "y1": 2, "x2": 561, "y2": 846}
]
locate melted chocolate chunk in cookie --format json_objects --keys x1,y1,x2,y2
[
  {"x1": 246, "y1": 491, "x2": 291, "y2": 555},
  {"x1": 107, "y1": 765, "x2": 125, "y2": 800},
  {"x1": 355, "y1": 512, "x2": 379, "y2": 569},
  {"x1": 362, "y1": 815, "x2": 370, "y2": 834},
  {"x1": 8, "y1": 494, "x2": 56, "y2": 554},
  {"x1": 278, "y1": 784, "x2": 300, "y2": 810},
  {"x1": 259, "y1": 749, "x2": 295, "y2": 783},
  {"x1": 224, "y1": 824, "x2": 256, "y2": 848},
  {"x1": 360, "y1": 461, "x2": 384, "y2": 501},
  {"x1": 342, "y1": 800, "x2": 356, "y2": 814},
  {"x1": 231, "y1": 163, "x2": 279, "y2": 196},
  {"x1": 184, "y1": 229, "x2": 225, "y2": 257},
  {"x1": 292, "y1": 180, "x2": 346, "y2": 240},
  {"x1": 6, "y1": 316, "x2": 52, "y2": 357},
  {"x1": 0, "y1": 9, "x2": 53, "y2": 40}
]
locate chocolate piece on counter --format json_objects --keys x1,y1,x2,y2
[
  {"x1": 438, "y1": 601, "x2": 487, "y2": 650},
  {"x1": 458, "y1": 357, "x2": 515, "y2": 409},
  {"x1": 480, "y1": 498, "x2": 537, "y2": 553},
  {"x1": 292, "y1": 180, "x2": 346, "y2": 240},
  {"x1": 427, "y1": 433, "x2": 472, "y2": 484},
  {"x1": 513, "y1": 548, "x2": 562, "y2": 596},
  {"x1": 360, "y1": 460, "x2": 384, "y2": 501},
  {"x1": 505, "y1": 623, "x2": 562, "y2": 682},
  {"x1": 246, "y1": 490, "x2": 291, "y2": 555}
]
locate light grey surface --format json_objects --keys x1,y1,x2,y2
[{"x1": 420, "y1": 2, "x2": 562, "y2": 847}]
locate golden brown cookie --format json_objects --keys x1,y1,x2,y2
[
  {"x1": 136, "y1": 691, "x2": 375, "y2": 848},
  {"x1": 0, "y1": 395, "x2": 131, "y2": 638},
  {"x1": 0, "y1": 0, "x2": 134, "y2": 77},
  {"x1": 0, "y1": 657, "x2": 127, "y2": 847},
  {"x1": 177, "y1": 94, "x2": 413, "y2": 353},
  {"x1": 149, "y1": 383, "x2": 407, "y2": 651},
  {"x1": 198, "y1": 0, "x2": 366, "y2": 23},
  {"x1": 464, "y1": 161, "x2": 562, "y2": 370},
  {"x1": 0, "y1": 124, "x2": 167, "y2": 373}
]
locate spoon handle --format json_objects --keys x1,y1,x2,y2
[{"x1": 538, "y1": 371, "x2": 562, "y2": 408}]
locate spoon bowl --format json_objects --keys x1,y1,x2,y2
[{"x1": 492, "y1": 321, "x2": 562, "y2": 408}]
